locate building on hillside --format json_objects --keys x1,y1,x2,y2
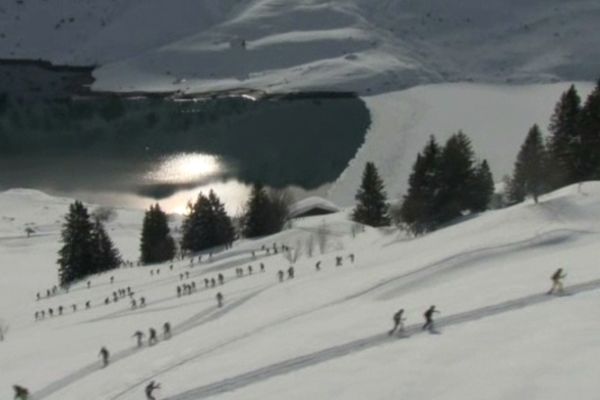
[{"x1": 289, "y1": 197, "x2": 340, "y2": 219}]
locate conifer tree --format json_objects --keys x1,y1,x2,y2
[
  {"x1": 57, "y1": 201, "x2": 95, "y2": 286},
  {"x1": 399, "y1": 136, "x2": 441, "y2": 234},
  {"x1": 208, "y1": 190, "x2": 235, "y2": 247},
  {"x1": 182, "y1": 191, "x2": 235, "y2": 252},
  {"x1": 91, "y1": 218, "x2": 121, "y2": 274},
  {"x1": 435, "y1": 131, "x2": 477, "y2": 224},
  {"x1": 469, "y1": 160, "x2": 495, "y2": 212},
  {"x1": 140, "y1": 204, "x2": 175, "y2": 264},
  {"x1": 242, "y1": 183, "x2": 272, "y2": 237},
  {"x1": 509, "y1": 125, "x2": 548, "y2": 204},
  {"x1": 352, "y1": 162, "x2": 390, "y2": 227},
  {"x1": 576, "y1": 80, "x2": 600, "y2": 181},
  {"x1": 548, "y1": 85, "x2": 582, "y2": 186}
]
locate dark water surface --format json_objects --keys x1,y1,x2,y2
[{"x1": 0, "y1": 92, "x2": 370, "y2": 212}]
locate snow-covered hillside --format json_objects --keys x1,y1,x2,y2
[
  {"x1": 0, "y1": 0, "x2": 598, "y2": 94},
  {"x1": 2, "y1": 183, "x2": 600, "y2": 399},
  {"x1": 330, "y1": 81, "x2": 595, "y2": 205}
]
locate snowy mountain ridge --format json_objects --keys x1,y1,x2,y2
[{"x1": 1, "y1": 0, "x2": 598, "y2": 94}]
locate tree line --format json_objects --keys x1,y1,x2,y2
[
  {"x1": 507, "y1": 81, "x2": 600, "y2": 203},
  {"x1": 351, "y1": 80, "x2": 600, "y2": 234}
]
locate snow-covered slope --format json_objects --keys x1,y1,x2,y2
[
  {"x1": 330, "y1": 81, "x2": 595, "y2": 205},
  {"x1": 2, "y1": 183, "x2": 600, "y2": 399},
  {"x1": 1, "y1": 0, "x2": 598, "y2": 93}
]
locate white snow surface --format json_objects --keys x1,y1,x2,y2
[
  {"x1": 1, "y1": 183, "x2": 600, "y2": 399},
  {"x1": 0, "y1": 0, "x2": 598, "y2": 93}
]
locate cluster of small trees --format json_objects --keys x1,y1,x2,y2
[
  {"x1": 57, "y1": 202, "x2": 121, "y2": 286},
  {"x1": 507, "y1": 81, "x2": 600, "y2": 203},
  {"x1": 399, "y1": 132, "x2": 494, "y2": 234},
  {"x1": 351, "y1": 132, "x2": 494, "y2": 235},
  {"x1": 181, "y1": 190, "x2": 235, "y2": 253}
]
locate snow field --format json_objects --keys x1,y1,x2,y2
[{"x1": 1, "y1": 183, "x2": 600, "y2": 399}]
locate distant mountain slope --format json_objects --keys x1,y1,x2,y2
[{"x1": 0, "y1": 0, "x2": 598, "y2": 94}]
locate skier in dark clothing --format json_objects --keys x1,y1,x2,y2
[
  {"x1": 58, "y1": 306, "x2": 63, "y2": 315},
  {"x1": 163, "y1": 322, "x2": 171, "y2": 339},
  {"x1": 145, "y1": 381, "x2": 160, "y2": 400},
  {"x1": 335, "y1": 256, "x2": 343, "y2": 267},
  {"x1": 99, "y1": 346, "x2": 110, "y2": 367},
  {"x1": 277, "y1": 270, "x2": 284, "y2": 282},
  {"x1": 388, "y1": 308, "x2": 405, "y2": 335},
  {"x1": 315, "y1": 261, "x2": 321, "y2": 271},
  {"x1": 133, "y1": 330, "x2": 144, "y2": 347},
  {"x1": 13, "y1": 385, "x2": 29, "y2": 400},
  {"x1": 177, "y1": 286, "x2": 182, "y2": 297},
  {"x1": 85, "y1": 301, "x2": 91, "y2": 309},
  {"x1": 216, "y1": 292, "x2": 224, "y2": 307},
  {"x1": 548, "y1": 268, "x2": 567, "y2": 295},
  {"x1": 148, "y1": 328, "x2": 158, "y2": 346},
  {"x1": 287, "y1": 266, "x2": 295, "y2": 279},
  {"x1": 422, "y1": 305, "x2": 440, "y2": 332},
  {"x1": 140, "y1": 297, "x2": 146, "y2": 307},
  {"x1": 218, "y1": 273, "x2": 224, "y2": 285},
  {"x1": 260, "y1": 263, "x2": 265, "y2": 272}
]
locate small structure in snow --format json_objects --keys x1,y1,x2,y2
[{"x1": 289, "y1": 197, "x2": 340, "y2": 219}]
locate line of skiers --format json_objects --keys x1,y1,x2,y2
[
  {"x1": 388, "y1": 269, "x2": 569, "y2": 336},
  {"x1": 133, "y1": 323, "x2": 171, "y2": 348}
]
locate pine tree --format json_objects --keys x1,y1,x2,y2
[
  {"x1": 242, "y1": 183, "x2": 272, "y2": 238},
  {"x1": 57, "y1": 201, "x2": 94, "y2": 286},
  {"x1": 509, "y1": 125, "x2": 549, "y2": 204},
  {"x1": 469, "y1": 160, "x2": 495, "y2": 212},
  {"x1": 182, "y1": 191, "x2": 235, "y2": 252},
  {"x1": 140, "y1": 204, "x2": 176, "y2": 265},
  {"x1": 91, "y1": 218, "x2": 121, "y2": 274},
  {"x1": 352, "y1": 162, "x2": 390, "y2": 227},
  {"x1": 399, "y1": 136, "x2": 441, "y2": 234},
  {"x1": 435, "y1": 131, "x2": 477, "y2": 224},
  {"x1": 576, "y1": 80, "x2": 600, "y2": 181},
  {"x1": 548, "y1": 85, "x2": 582, "y2": 186},
  {"x1": 208, "y1": 190, "x2": 235, "y2": 247}
]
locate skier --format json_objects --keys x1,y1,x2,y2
[
  {"x1": 260, "y1": 263, "x2": 265, "y2": 273},
  {"x1": 422, "y1": 305, "x2": 440, "y2": 332},
  {"x1": 72, "y1": 304, "x2": 77, "y2": 312},
  {"x1": 36, "y1": 292, "x2": 40, "y2": 301},
  {"x1": 315, "y1": 261, "x2": 321, "y2": 271},
  {"x1": 13, "y1": 385, "x2": 29, "y2": 400},
  {"x1": 216, "y1": 292, "x2": 224, "y2": 308},
  {"x1": 163, "y1": 322, "x2": 171, "y2": 339},
  {"x1": 131, "y1": 298, "x2": 137, "y2": 309},
  {"x1": 85, "y1": 301, "x2": 91, "y2": 309},
  {"x1": 348, "y1": 254, "x2": 355, "y2": 263},
  {"x1": 388, "y1": 308, "x2": 405, "y2": 335},
  {"x1": 218, "y1": 273, "x2": 224, "y2": 285},
  {"x1": 110, "y1": 276, "x2": 114, "y2": 284},
  {"x1": 548, "y1": 268, "x2": 567, "y2": 295},
  {"x1": 177, "y1": 286, "x2": 182, "y2": 297},
  {"x1": 148, "y1": 328, "x2": 158, "y2": 345},
  {"x1": 99, "y1": 346, "x2": 110, "y2": 367},
  {"x1": 277, "y1": 270, "x2": 284, "y2": 282},
  {"x1": 185, "y1": 271, "x2": 190, "y2": 279},
  {"x1": 211, "y1": 278, "x2": 216, "y2": 287},
  {"x1": 105, "y1": 297, "x2": 110, "y2": 305},
  {"x1": 133, "y1": 330, "x2": 144, "y2": 347},
  {"x1": 204, "y1": 278, "x2": 210, "y2": 288},
  {"x1": 58, "y1": 305, "x2": 63, "y2": 315},
  {"x1": 87, "y1": 281, "x2": 91, "y2": 289},
  {"x1": 248, "y1": 265, "x2": 253, "y2": 275},
  {"x1": 335, "y1": 256, "x2": 343, "y2": 267},
  {"x1": 287, "y1": 266, "x2": 295, "y2": 279},
  {"x1": 140, "y1": 297, "x2": 146, "y2": 307},
  {"x1": 145, "y1": 381, "x2": 161, "y2": 400}
]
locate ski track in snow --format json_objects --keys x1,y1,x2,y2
[
  {"x1": 31, "y1": 286, "x2": 268, "y2": 400},
  {"x1": 105, "y1": 227, "x2": 594, "y2": 399},
  {"x1": 162, "y1": 279, "x2": 600, "y2": 400},
  {"x1": 34, "y1": 227, "x2": 594, "y2": 399}
]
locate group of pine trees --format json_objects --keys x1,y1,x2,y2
[
  {"x1": 58, "y1": 201, "x2": 121, "y2": 286},
  {"x1": 508, "y1": 81, "x2": 600, "y2": 203},
  {"x1": 180, "y1": 190, "x2": 236, "y2": 253},
  {"x1": 137, "y1": 184, "x2": 291, "y2": 266},
  {"x1": 351, "y1": 132, "x2": 494, "y2": 235}
]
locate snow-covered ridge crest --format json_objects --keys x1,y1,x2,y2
[{"x1": 1, "y1": 0, "x2": 598, "y2": 94}]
